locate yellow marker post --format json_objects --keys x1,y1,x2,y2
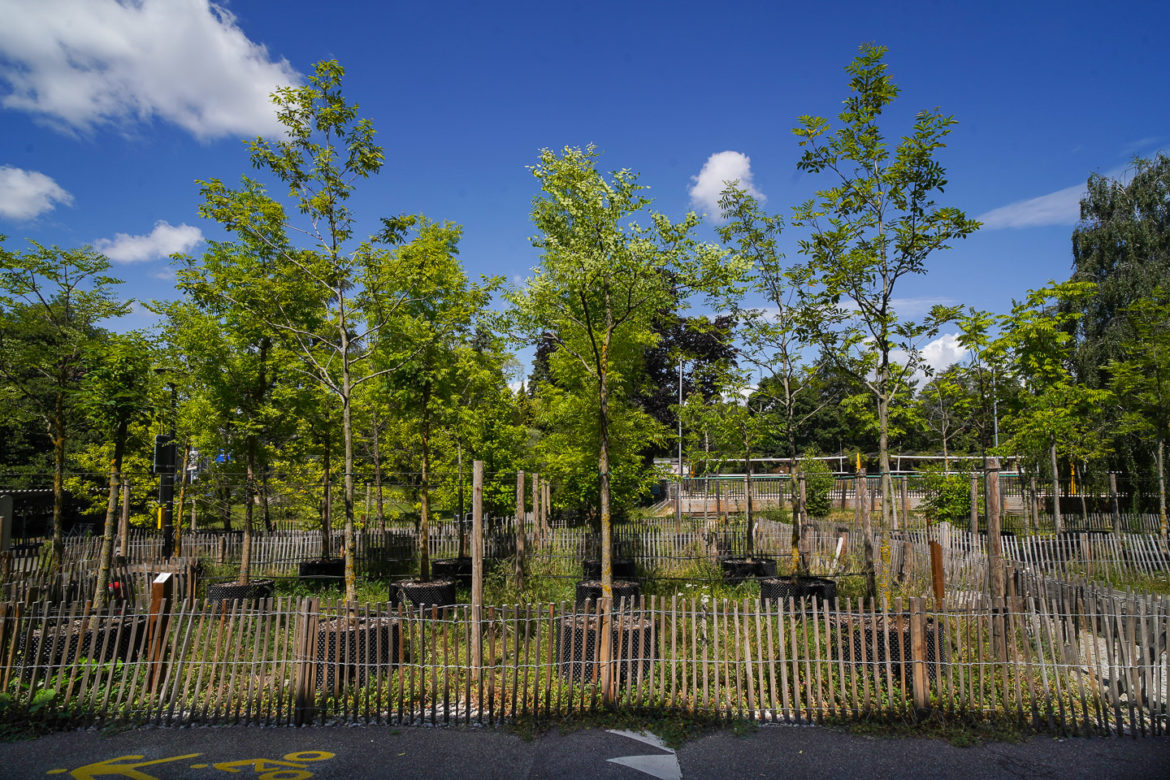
[
  {"x1": 1070, "y1": 464, "x2": 1077, "y2": 495},
  {"x1": 157, "y1": 506, "x2": 164, "y2": 530}
]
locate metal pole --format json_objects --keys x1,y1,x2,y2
[
  {"x1": 677, "y1": 359, "x2": 683, "y2": 525},
  {"x1": 992, "y1": 372, "x2": 999, "y2": 449}
]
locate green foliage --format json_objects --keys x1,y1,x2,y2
[
  {"x1": 801, "y1": 457, "x2": 835, "y2": 517},
  {"x1": 917, "y1": 466, "x2": 979, "y2": 524}
]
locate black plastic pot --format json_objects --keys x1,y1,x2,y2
[
  {"x1": 720, "y1": 556, "x2": 777, "y2": 584},
  {"x1": 25, "y1": 613, "x2": 149, "y2": 672},
  {"x1": 760, "y1": 576, "x2": 838, "y2": 606},
  {"x1": 315, "y1": 616, "x2": 403, "y2": 693},
  {"x1": 582, "y1": 558, "x2": 637, "y2": 580},
  {"x1": 555, "y1": 612, "x2": 656, "y2": 683},
  {"x1": 431, "y1": 557, "x2": 473, "y2": 588},
  {"x1": 393, "y1": 579, "x2": 458, "y2": 613},
  {"x1": 574, "y1": 579, "x2": 641, "y2": 608},
  {"x1": 206, "y1": 579, "x2": 275, "y2": 606},
  {"x1": 836, "y1": 614, "x2": 947, "y2": 686},
  {"x1": 298, "y1": 558, "x2": 345, "y2": 585}
]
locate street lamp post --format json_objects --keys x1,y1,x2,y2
[{"x1": 676, "y1": 359, "x2": 683, "y2": 526}]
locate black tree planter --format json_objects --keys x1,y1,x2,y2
[
  {"x1": 720, "y1": 556, "x2": 777, "y2": 584},
  {"x1": 760, "y1": 576, "x2": 838, "y2": 606},
  {"x1": 394, "y1": 579, "x2": 458, "y2": 613},
  {"x1": 206, "y1": 579, "x2": 275, "y2": 607},
  {"x1": 315, "y1": 616, "x2": 403, "y2": 693},
  {"x1": 298, "y1": 557, "x2": 345, "y2": 586},
  {"x1": 555, "y1": 612, "x2": 656, "y2": 683},
  {"x1": 574, "y1": 579, "x2": 641, "y2": 608},
  {"x1": 582, "y1": 558, "x2": 637, "y2": 580},
  {"x1": 836, "y1": 614, "x2": 948, "y2": 687},
  {"x1": 25, "y1": 613, "x2": 149, "y2": 671},
  {"x1": 431, "y1": 557, "x2": 473, "y2": 588}
]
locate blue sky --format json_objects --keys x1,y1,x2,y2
[{"x1": 1, "y1": 0, "x2": 1167, "y2": 372}]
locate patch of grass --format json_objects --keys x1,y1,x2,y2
[{"x1": 823, "y1": 711, "x2": 1036, "y2": 747}]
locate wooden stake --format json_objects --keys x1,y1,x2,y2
[{"x1": 471, "y1": 461, "x2": 484, "y2": 681}]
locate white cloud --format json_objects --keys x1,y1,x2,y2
[
  {"x1": 0, "y1": 0, "x2": 299, "y2": 140},
  {"x1": 890, "y1": 332, "x2": 968, "y2": 388},
  {"x1": 976, "y1": 182, "x2": 1086, "y2": 229},
  {"x1": 688, "y1": 151, "x2": 764, "y2": 219},
  {"x1": 0, "y1": 165, "x2": 72, "y2": 219},
  {"x1": 920, "y1": 333, "x2": 967, "y2": 374},
  {"x1": 976, "y1": 151, "x2": 1169, "y2": 230},
  {"x1": 95, "y1": 220, "x2": 203, "y2": 263}
]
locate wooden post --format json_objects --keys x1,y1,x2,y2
[
  {"x1": 147, "y1": 572, "x2": 173, "y2": 693},
  {"x1": 543, "y1": 480, "x2": 551, "y2": 534},
  {"x1": 532, "y1": 473, "x2": 540, "y2": 541},
  {"x1": 471, "y1": 461, "x2": 484, "y2": 682},
  {"x1": 986, "y1": 458, "x2": 1008, "y2": 662},
  {"x1": 859, "y1": 469, "x2": 875, "y2": 600},
  {"x1": 929, "y1": 541, "x2": 945, "y2": 608},
  {"x1": 969, "y1": 474, "x2": 979, "y2": 534},
  {"x1": 514, "y1": 471, "x2": 526, "y2": 588},
  {"x1": 901, "y1": 476, "x2": 909, "y2": 527},
  {"x1": 293, "y1": 597, "x2": 319, "y2": 726},
  {"x1": 1109, "y1": 472, "x2": 1121, "y2": 534},
  {"x1": 909, "y1": 597, "x2": 928, "y2": 712},
  {"x1": 117, "y1": 480, "x2": 130, "y2": 560}
]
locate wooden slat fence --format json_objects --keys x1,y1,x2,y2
[{"x1": 1, "y1": 593, "x2": 1164, "y2": 735}]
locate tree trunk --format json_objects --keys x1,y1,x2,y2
[
  {"x1": 599, "y1": 364, "x2": 613, "y2": 597},
  {"x1": 94, "y1": 426, "x2": 127, "y2": 608},
  {"x1": 1050, "y1": 442, "x2": 1063, "y2": 534},
  {"x1": 418, "y1": 386, "x2": 432, "y2": 582},
  {"x1": 239, "y1": 444, "x2": 256, "y2": 585},
  {"x1": 878, "y1": 381, "x2": 893, "y2": 530}
]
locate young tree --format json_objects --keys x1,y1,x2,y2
[
  {"x1": 196, "y1": 61, "x2": 417, "y2": 603},
  {"x1": 380, "y1": 219, "x2": 496, "y2": 581},
  {"x1": 0, "y1": 241, "x2": 126, "y2": 567},
  {"x1": 508, "y1": 146, "x2": 741, "y2": 596},
  {"x1": 80, "y1": 332, "x2": 154, "y2": 605},
  {"x1": 791, "y1": 44, "x2": 979, "y2": 547},
  {"x1": 717, "y1": 182, "x2": 833, "y2": 572}
]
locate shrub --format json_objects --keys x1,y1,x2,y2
[
  {"x1": 918, "y1": 467, "x2": 981, "y2": 523},
  {"x1": 801, "y1": 457, "x2": 835, "y2": 518}
]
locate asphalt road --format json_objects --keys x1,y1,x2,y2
[{"x1": 3, "y1": 723, "x2": 1166, "y2": 779}]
